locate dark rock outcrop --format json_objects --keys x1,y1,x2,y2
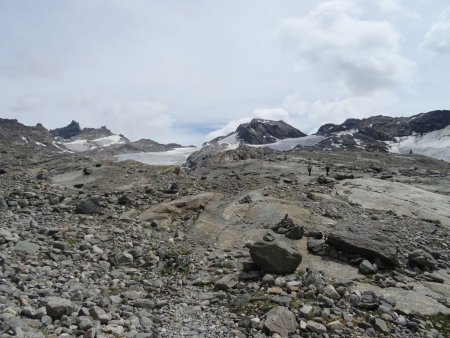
[{"x1": 326, "y1": 229, "x2": 399, "y2": 266}]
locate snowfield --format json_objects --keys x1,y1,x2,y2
[
  {"x1": 387, "y1": 125, "x2": 450, "y2": 162},
  {"x1": 115, "y1": 147, "x2": 198, "y2": 166}
]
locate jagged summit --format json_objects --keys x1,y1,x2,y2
[
  {"x1": 210, "y1": 118, "x2": 307, "y2": 146},
  {"x1": 50, "y1": 120, "x2": 81, "y2": 139}
]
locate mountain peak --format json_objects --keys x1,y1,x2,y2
[
  {"x1": 50, "y1": 120, "x2": 81, "y2": 139},
  {"x1": 236, "y1": 119, "x2": 306, "y2": 144}
]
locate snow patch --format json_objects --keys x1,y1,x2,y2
[
  {"x1": 35, "y1": 142, "x2": 46, "y2": 147},
  {"x1": 335, "y1": 129, "x2": 358, "y2": 137},
  {"x1": 387, "y1": 125, "x2": 450, "y2": 162},
  {"x1": 115, "y1": 147, "x2": 198, "y2": 166},
  {"x1": 21, "y1": 136, "x2": 28, "y2": 143},
  {"x1": 251, "y1": 135, "x2": 324, "y2": 151},
  {"x1": 61, "y1": 134, "x2": 127, "y2": 152}
]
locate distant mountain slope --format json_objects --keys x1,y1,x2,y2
[
  {"x1": 0, "y1": 119, "x2": 182, "y2": 156},
  {"x1": 210, "y1": 118, "x2": 307, "y2": 147},
  {"x1": 315, "y1": 110, "x2": 450, "y2": 161}
]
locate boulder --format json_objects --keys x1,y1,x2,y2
[
  {"x1": 75, "y1": 197, "x2": 103, "y2": 215},
  {"x1": 326, "y1": 229, "x2": 399, "y2": 266},
  {"x1": 264, "y1": 306, "x2": 298, "y2": 337},
  {"x1": 249, "y1": 240, "x2": 302, "y2": 275},
  {"x1": 359, "y1": 260, "x2": 377, "y2": 274},
  {"x1": 285, "y1": 226, "x2": 304, "y2": 240},
  {"x1": 45, "y1": 297, "x2": 76, "y2": 319},
  {"x1": 408, "y1": 249, "x2": 437, "y2": 271}
]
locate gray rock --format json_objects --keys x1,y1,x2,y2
[
  {"x1": 285, "y1": 226, "x2": 304, "y2": 240},
  {"x1": 264, "y1": 306, "x2": 298, "y2": 337},
  {"x1": 0, "y1": 196, "x2": 8, "y2": 210},
  {"x1": 304, "y1": 269, "x2": 323, "y2": 287},
  {"x1": 374, "y1": 318, "x2": 389, "y2": 334},
  {"x1": 88, "y1": 306, "x2": 111, "y2": 324},
  {"x1": 249, "y1": 240, "x2": 302, "y2": 275},
  {"x1": 45, "y1": 297, "x2": 75, "y2": 319},
  {"x1": 14, "y1": 241, "x2": 40, "y2": 255},
  {"x1": 116, "y1": 252, "x2": 134, "y2": 265},
  {"x1": 323, "y1": 285, "x2": 340, "y2": 300},
  {"x1": 359, "y1": 259, "x2": 376, "y2": 274},
  {"x1": 326, "y1": 229, "x2": 399, "y2": 266},
  {"x1": 215, "y1": 274, "x2": 237, "y2": 291},
  {"x1": 306, "y1": 320, "x2": 327, "y2": 334},
  {"x1": 408, "y1": 249, "x2": 437, "y2": 271},
  {"x1": 75, "y1": 197, "x2": 103, "y2": 215}
]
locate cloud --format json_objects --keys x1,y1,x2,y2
[
  {"x1": 283, "y1": 92, "x2": 398, "y2": 133},
  {"x1": 277, "y1": 0, "x2": 415, "y2": 95},
  {"x1": 10, "y1": 94, "x2": 46, "y2": 113},
  {"x1": 0, "y1": 50, "x2": 60, "y2": 80},
  {"x1": 65, "y1": 94, "x2": 174, "y2": 142},
  {"x1": 421, "y1": 6, "x2": 450, "y2": 54},
  {"x1": 205, "y1": 108, "x2": 291, "y2": 141}
]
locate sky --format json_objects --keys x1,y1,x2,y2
[{"x1": 0, "y1": 0, "x2": 449, "y2": 145}]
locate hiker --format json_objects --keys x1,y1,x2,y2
[
  {"x1": 325, "y1": 164, "x2": 330, "y2": 176},
  {"x1": 307, "y1": 163, "x2": 312, "y2": 176}
]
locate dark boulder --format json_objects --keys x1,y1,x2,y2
[
  {"x1": 249, "y1": 240, "x2": 302, "y2": 275},
  {"x1": 326, "y1": 229, "x2": 399, "y2": 266},
  {"x1": 75, "y1": 197, "x2": 103, "y2": 215}
]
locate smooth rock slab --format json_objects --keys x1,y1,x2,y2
[
  {"x1": 264, "y1": 306, "x2": 298, "y2": 337},
  {"x1": 250, "y1": 240, "x2": 302, "y2": 275}
]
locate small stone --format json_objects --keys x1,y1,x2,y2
[
  {"x1": 88, "y1": 306, "x2": 111, "y2": 324},
  {"x1": 327, "y1": 320, "x2": 343, "y2": 331},
  {"x1": 323, "y1": 285, "x2": 340, "y2": 300}
]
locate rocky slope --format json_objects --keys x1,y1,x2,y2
[
  {"x1": 0, "y1": 119, "x2": 182, "y2": 157},
  {"x1": 1, "y1": 136, "x2": 450, "y2": 337},
  {"x1": 211, "y1": 119, "x2": 307, "y2": 146},
  {"x1": 315, "y1": 110, "x2": 450, "y2": 161}
]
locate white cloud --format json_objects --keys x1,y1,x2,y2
[
  {"x1": 10, "y1": 94, "x2": 46, "y2": 113},
  {"x1": 283, "y1": 92, "x2": 398, "y2": 133},
  {"x1": 421, "y1": 6, "x2": 450, "y2": 54},
  {"x1": 278, "y1": 0, "x2": 415, "y2": 95},
  {"x1": 65, "y1": 94, "x2": 174, "y2": 142}
]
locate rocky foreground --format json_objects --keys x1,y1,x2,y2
[{"x1": 1, "y1": 141, "x2": 450, "y2": 338}]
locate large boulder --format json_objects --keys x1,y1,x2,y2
[
  {"x1": 408, "y1": 249, "x2": 437, "y2": 271},
  {"x1": 249, "y1": 240, "x2": 302, "y2": 275},
  {"x1": 75, "y1": 197, "x2": 103, "y2": 215},
  {"x1": 326, "y1": 229, "x2": 399, "y2": 266},
  {"x1": 264, "y1": 306, "x2": 298, "y2": 337}
]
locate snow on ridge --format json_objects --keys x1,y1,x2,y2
[
  {"x1": 251, "y1": 135, "x2": 324, "y2": 151},
  {"x1": 61, "y1": 134, "x2": 126, "y2": 152},
  {"x1": 335, "y1": 129, "x2": 358, "y2": 137}
]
